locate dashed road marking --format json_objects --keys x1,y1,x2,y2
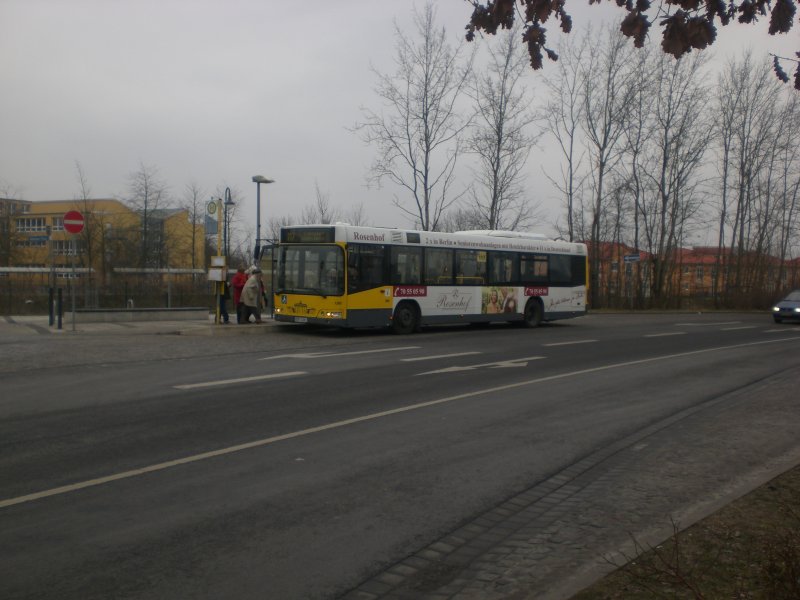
[
  {"x1": 543, "y1": 340, "x2": 597, "y2": 347},
  {"x1": 675, "y1": 321, "x2": 741, "y2": 326},
  {"x1": 644, "y1": 332, "x2": 687, "y2": 338},
  {"x1": 259, "y1": 346, "x2": 420, "y2": 361},
  {"x1": 174, "y1": 371, "x2": 306, "y2": 390},
  {"x1": 401, "y1": 352, "x2": 481, "y2": 362}
]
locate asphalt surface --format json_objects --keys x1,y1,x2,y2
[{"x1": 1, "y1": 312, "x2": 799, "y2": 600}]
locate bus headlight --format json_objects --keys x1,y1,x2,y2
[{"x1": 320, "y1": 311, "x2": 342, "y2": 319}]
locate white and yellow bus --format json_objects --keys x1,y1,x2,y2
[{"x1": 273, "y1": 224, "x2": 588, "y2": 333}]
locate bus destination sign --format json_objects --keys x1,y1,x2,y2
[{"x1": 281, "y1": 227, "x2": 335, "y2": 244}]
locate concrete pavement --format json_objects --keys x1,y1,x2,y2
[
  {"x1": 2, "y1": 313, "x2": 799, "y2": 599},
  {"x1": 0, "y1": 313, "x2": 280, "y2": 337},
  {"x1": 340, "y1": 365, "x2": 800, "y2": 599}
]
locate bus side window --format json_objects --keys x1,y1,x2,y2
[
  {"x1": 347, "y1": 250, "x2": 359, "y2": 293},
  {"x1": 489, "y1": 252, "x2": 517, "y2": 285},
  {"x1": 549, "y1": 254, "x2": 572, "y2": 285},
  {"x1": 390, "y1": 246, "x2": 422, "y2": 285},
  {"x1": 455, "y1": 249, "x2": 486, "y2": 285},
  {"x1": 424, "y1": 248, "x2": 453, "y2": 285},
  {"x1": 521, "y1": 254, "x2": 548, "y2": 282},
  {"x1": 348, "y1": 244, "x2": 386, "y2": 293},
  {"x1": 571, "y1": 256, "x2": 587, "y2": 285}
]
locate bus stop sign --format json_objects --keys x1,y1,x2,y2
[{"x1": 63, "y1": 210, "x2": 85, "y2": 234}]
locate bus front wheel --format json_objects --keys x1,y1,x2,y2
[
  {"x1": 523, "y1": 299, "x2": 543, "y2": 328},
  {"x1": 392, "y1": 302, "x2": 419, "y2": 334}
]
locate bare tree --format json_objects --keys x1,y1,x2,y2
[
  {"x1": 343, "y1": 201, "x2": 370, "y2": 227},
  {"x1": 0, "y1": 178, "x2": 24, "y2": 268},
  {"x1": 580, "y1": 27, "x2": 639, "y2": 307},
  {"x1": 181, "y1": 181, "x2": 206, "y2": 271},
  {"x1": 300, "y1": 182, "x2": 340, "y2": 224},
  {"x1": 637, "y1": 52, "x2": 712, "y2": 306},
  {"x1": 211, "y1": 185, "x2": 245, "y2": 260},
  {"x1": 714, "y1": 52, "x2": 784, "y2": 303},
  {"x1": 616, "y1": 50, "x2": 657, "y2": 307},
  {"x1": 127, "y1": 162, "x2": 170, "y2": 268},
  {"x1": 773, "y1": 92, "x2": 800, "y2": 289},
  {"x1": 467, "y1": 23, "x2": 540, "y2": 230},
  {"x1": 437, "y1": 206, "x2": 486, "y2": 232},
  {"x1": 354, "y1": 2, "x2": 473, "y2": 231},
  {"x1": 541, "y1": 30, "x2": 590, "y2": 241},
  {"x1": 71, "y1": 161, "x2": 106, "y2": 301},
  {"x1": 266, "y1": 215, "x2": 294, "y2": 242}
]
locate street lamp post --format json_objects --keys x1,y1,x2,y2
[
  {"x1": 223, "y1": 187, "x2": 234, "y2": 257},
  {"x1": 251, "y1": 175, "x2": 274, "y2": 262}
]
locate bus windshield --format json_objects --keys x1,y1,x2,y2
[{"x1": 278, "y1": 245, "x2": 344, "y2": 297}]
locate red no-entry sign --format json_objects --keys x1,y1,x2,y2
[{"x1": 63, "y1": 210, "x2": 84, "y2": 234}]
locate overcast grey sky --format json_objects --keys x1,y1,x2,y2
[{"x1": 1, "y1": 0, "x2": 794, "y2": 239}]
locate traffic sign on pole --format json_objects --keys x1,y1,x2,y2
[{"x1": 63, "y1": 210, "x2": 85, "y2": 234}]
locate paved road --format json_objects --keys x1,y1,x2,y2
[{"x1": 1, "y1": 313, "x2": 799, "y2": 599}]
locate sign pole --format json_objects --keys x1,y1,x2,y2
[
  {"x1": 71, "y1": 237, "x2": 77, "y2": 332},
  {"x1": 62, "y1": 210, "x2": 85, "y2": 331}
]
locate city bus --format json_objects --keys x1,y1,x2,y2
[{"x1": 273, "y1": 224, "x2": 588, "y2": 333}]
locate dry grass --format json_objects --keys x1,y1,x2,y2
[{"x1": 572, "y1": 464, "x2": 800, "y2": 599}]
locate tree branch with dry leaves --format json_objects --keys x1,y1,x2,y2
[{"x1": 465, "y1": 0, "x2": 799, "y2": 89}]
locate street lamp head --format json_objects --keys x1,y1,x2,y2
[{"x1": 252, "y1": 175, "x2": 274, "y2": 184}]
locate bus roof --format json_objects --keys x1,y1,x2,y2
[{"x1": 281, "y1": 224, "x2": 587, "y2": 256}]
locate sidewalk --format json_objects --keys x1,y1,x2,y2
[{"x1": 0, "y1": 313, "x2": 281, "y2": 336}]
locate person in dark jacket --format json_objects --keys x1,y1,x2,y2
[{"x1": 231, "y1": 267, "x2": 248, "y2": 324}]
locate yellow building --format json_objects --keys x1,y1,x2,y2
[{"x1": 0, "y1": 197, "x2": 207, "y2": 311}]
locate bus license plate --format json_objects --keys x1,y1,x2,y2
[{"x1": 294, "y1": 316, "x2": 308, "y2": 323}]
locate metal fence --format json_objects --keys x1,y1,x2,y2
[{"x1": 0, "y1": 268, "x2": 213, "y2": 315}]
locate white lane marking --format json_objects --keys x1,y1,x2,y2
[
  {"x1": 675, "y1": 321, "x2": 741, "y2": 326},
  {"x1": 4, "y1": 335, "x2": 799, "y2": 510},
  {"x1": 418, "y1": 356, "x2": 545, "y2": 375},
  {"x1": 259, "y1": 346, "x2": 420, "y2": 361},
  {"x1": 543, "y1": 339, "x2": 598, "y2": 347},
  {"x1": 720, "y1": 326, "x2": 756, "y2": 331},
  {"x1": 644, "y1": 332, "x2": 687, "y2": 338},
  {"x1": 174, "y1": 371, "x2": 306, "y2": 390},
  {"x1": 401, "y1": 352, "x2": 481, "y2": 362}
]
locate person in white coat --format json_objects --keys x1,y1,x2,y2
[{"x1": 240, "y1": 269, "x2": 263, "y2": 324}]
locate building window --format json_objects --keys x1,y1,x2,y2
[
  {"x1": 52, "y1": 240, "x2": 81, "y2": 256},
  {"x1": 52, "y1": 217, "x2": 64, "y2": 231},
  {"x1": 696, "y1": 266, "x2": 704, "y2": 283},
  {"x1": 15, "y1": 217, "x2": 46, "y2": 232}
]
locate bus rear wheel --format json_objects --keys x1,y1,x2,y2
[
  {"x1": 523, "y1": 299, "x2": 543, "y2": 328},
  {"x1": 392, "y1": 302, "x2": 419, "y2": 334}
]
